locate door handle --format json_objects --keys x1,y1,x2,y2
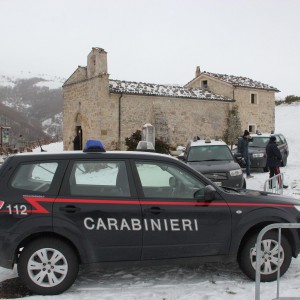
[
  {"x1": 59, "y1": 205, "x2": 80, "y2": 213},
  {"x1": 144, "y1": 207, "x2": 165, "y2": 214}
]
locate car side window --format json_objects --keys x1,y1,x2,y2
[
  {"x1": 275, "y1": 135, "x2": 283, "y2": 145},
  {"x1": 135, "y1": 161, "x2": 205, "y2": 199},
  {"x1": 10, "y1": 162, "x2": 58, "y2": 192},
  {"x1": 279, "y1": 135, "x2": 287, "y2": 144},
  {"x1": 69, "y1": 161, "x2": 130, "y2": 197}
]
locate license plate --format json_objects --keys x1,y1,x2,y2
[{"x1": 215, "y1": 182, "x2": 222, "y2": 186}]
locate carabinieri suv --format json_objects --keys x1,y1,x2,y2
[{"x1": 0, "y1": 140, "x2": 299, "y2": 295}]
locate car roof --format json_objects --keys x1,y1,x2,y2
[
  {"x1": 250, "y1": 133, "x2": 271, "y2": 138},
  {"x1": 250, "y1": 133, "x2": 283, "y2": 138},
  {"x1": 190, "y1": 139, "x2": 227, "y2": 147},
  {"x1": 8, "y1": 150, "x2": 178, "y2": 162}
]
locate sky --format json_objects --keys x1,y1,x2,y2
[{"x1": 1, "y1": 0, "x2": 300, "y2": 99}]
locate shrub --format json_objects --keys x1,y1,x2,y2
[{"x1": 125, "y1": 130, "x2": 170, "y2": 154}]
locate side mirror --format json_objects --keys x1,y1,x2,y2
[
  {"x1": 233, "y1": 153, "x2": 246, "y2": 167},
  {"x1": 194, "y1": 185, "x2": 216, "y2": 201}
]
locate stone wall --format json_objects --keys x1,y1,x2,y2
[
  {"x1": 234, "y1": 88, "x2": 275, "y2": 133},
  {"x1": 116, "y1": 94, "x2": 229, "y2": 149},
  {"x1": 186, "y1": 74, "x2": 275, "y2": 134},
  {"x1": 64, "y1": 83, "x2": 230, "y2": 151}
]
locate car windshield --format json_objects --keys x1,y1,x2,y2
[
  {"x1": 248, "y1": 137, "x2": 270, "y2": 148},
  {"x1": 187, "y1": 145, "x2": 233, "y2": 162}
]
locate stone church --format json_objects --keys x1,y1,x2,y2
[{"x1": 63, "y1": 47, "x2": 279, "y2": 150}]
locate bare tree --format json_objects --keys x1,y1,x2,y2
[{"x1": 223, "y1": 105, "x2": 241, "y2": 149}]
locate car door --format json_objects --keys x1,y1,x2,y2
[
  {"x1": 0, "y1": 158, "x2": 67, "y2": 237},
  {"x1": 131, "y1": 159, "x2": 232, "y2": 260},
  {"x1": 54, "y1": 159, "x2": 142, "y2": 262}
]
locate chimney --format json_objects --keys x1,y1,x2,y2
[
  {"x1": 87, "y1": 47, "x2": 108, "y2": 78},
  {"x1": 195, "y1": 66, "x2": 201, "y2": 77}
]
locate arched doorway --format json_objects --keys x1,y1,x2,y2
[{"x1": 73, "y1": 126, "x2": 82, "y2": 150}]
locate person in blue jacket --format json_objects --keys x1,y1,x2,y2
[
  {"x1": 266, "y1": 135, "x2": 288, "y2": 188},
  {"x1": 238, "y1": 130, "x2": 253, "y2": 178}
]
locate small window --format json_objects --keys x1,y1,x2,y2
[
  {"x1": 275, "y1": 135, "x2": 283, "y2": 145},
  {"x1": 69, "y1": 161, "x2": 130, "y2": 197},
  {"x1": 135, "y1": 161, "x2": 205, "y2": 199},
  {"x1": 249, "y1": 125, "x2": 256, "y2": 133},
  {"x1": 11, "y1": 162, "x2": 58, "y2": 192},
  {"x1": 279, "y1": 134, "x2": 287, "y2": 144},
  {"x1": 201, "y1": 80, "x2": 208, "y2": 89},
  {"x1": 250, "y1": 93, "x2": 258, "y2": 104}
]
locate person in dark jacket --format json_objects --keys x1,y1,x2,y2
[
  {"x1": 237, "y1": 130, "x2": 253, "y2": 178},
  {"x1": 72, "y1": 135, "x2": 81, "y2": 150},
  {"x1": 266, "y1": 135, "x2": 288, "y2": 188}
]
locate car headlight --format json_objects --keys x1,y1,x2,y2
[
  {"x1": 229, "y1": 169, "x2": 243, "y2": 176},
  {"x1": 252, "y1": 153, "x2": 264, "y2": 158}
]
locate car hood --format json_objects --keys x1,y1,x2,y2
[
  {"x1": 187, "y1": 160, "x2": 241, "y2": 174},
  {"x1": 238, "y1": 189, "x2": 300, "y2": 206}
]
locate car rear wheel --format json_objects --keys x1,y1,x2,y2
[
  {"x1": 18, "y1": 237, "x2": 79, "y2": 295},
  {"x1": 238, "y1": 231, "x2": 292, "y2": 282}
]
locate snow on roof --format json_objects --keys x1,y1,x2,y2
[
  {"x1": 202, "y1": 71, "x2": 279, "y2": 92},
  {"x1": 109, "y1": 79, "x2": 232, "y2": 102}
]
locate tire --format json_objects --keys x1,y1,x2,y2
[
  {"x1": 238, "y1": 231, "x2": 292, "y2": 282},
  {"x1": 18, "y1": 237, "x2": 79, "y2": 295}
]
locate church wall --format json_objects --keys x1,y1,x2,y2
[
  {"x1": 187, "y1": 74, "x2": 275, "y2": 134},
  {"x1": 115, "y1": 94, "x2": 230, "y2": 149},
  {"x1": 233, "y1": 88, "x2": 275, "y2": 133}
]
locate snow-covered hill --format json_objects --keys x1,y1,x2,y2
[
  {"x1": 0, "y1": 71, "x2": 65, "y2": 90},
  {"x1": 0, "y1": 73, "x2": 63, "y2": 140}
]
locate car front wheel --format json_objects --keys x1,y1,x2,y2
[
  {"x1": 18, "y1": 237, "x2": 79, "y2": 295},
  {"x1": 238, "y1": 231, "x2": 292, "y2": 282}
]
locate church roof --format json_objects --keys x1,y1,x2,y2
[
  {"x1": 109, "y1": 79, "x2": 233, "y2": 101},
  {"x1": 202, "y1": 71, "x2": 279, "y2": 91}
]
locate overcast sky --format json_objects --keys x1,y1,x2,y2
[{"x1": 1, "y1": 0, "x2": 299, "y2": 98}]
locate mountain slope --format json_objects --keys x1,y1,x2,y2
[{"x1": 0, "y1": 74, "x2": 64, "y2": 144}]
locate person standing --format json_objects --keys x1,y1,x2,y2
[
  {"x1": 72, "y1": 135, "x2": 80, "y2": 150},
  {"x1": 238, "y1": 130, "x2": 253, "y2": 178},
  {"x1": 266, "y1": 135, "x2": 288, "y2": 189}
]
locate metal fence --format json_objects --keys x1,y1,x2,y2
[
  {"x1": 264, "y1": 173, "x2": 284, "y2": 195},
  {"x1": 255, "y1": 223, "x2": 300, "y2": 300}
]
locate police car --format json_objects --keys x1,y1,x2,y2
[
  {"x1": 0, "y1": 140, "x2": 300, "y2": 295},
  {"x1": 178, "y1": 138, "x2": 245, "y2": 188}
]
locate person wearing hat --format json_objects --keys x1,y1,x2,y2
[
  {"x1": 266, "y1": 135, "x2": 288, "y2": 189},
  {"x1": 237, "y1": 130, "x2": 253, "y2": 178}
]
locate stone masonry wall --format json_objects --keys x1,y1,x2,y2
[
  {"x1": 117, "y1": 94, "x2": 230, "y2": 149},
  {"x1": 187, "y1": 75, "x2": 275, "y2": 134},
  {"x1": 234, "y1": 88, "x2": 275, "y2": 133}
]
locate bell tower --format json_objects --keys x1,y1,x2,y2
[{"x1": 87, "y1": 47, "x2": 108, "y2": 78}]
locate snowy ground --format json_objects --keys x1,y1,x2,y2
[{"x1": 1, "y1": 103, "x2": 300, "y2": 299}]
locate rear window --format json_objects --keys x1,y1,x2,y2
[
  {"x1": 10, "y1": 162, "x2": 58, "y2": 192},
  {"x1": 187, "y1": 145, "x2": 233, "y2": 162},
  {"x1": 248, "y1": 137, "x2": 270, "y2": 148}
]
